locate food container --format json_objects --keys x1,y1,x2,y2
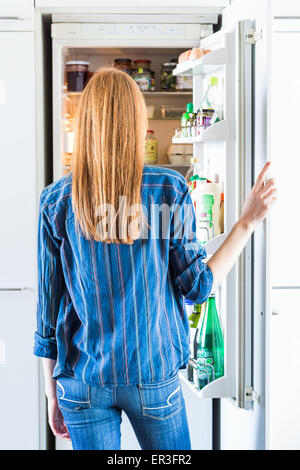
[
  {"x1": 200, "y1": 108, "x2": 215, "y2": 129},
  {"x1": 160, "y1": 61, "x2": 177, "y2": 91},
  {"x1": 114, "y1": 58, "x2": 132, "y2": 75},
  {"x1": 132, "y1": 64, "x2": 152, "y2": 91},
  {"x1": 133, "y1": 59, "x2": 152, "y2": 69},
  {"x1": 145, "y1": 130, "x2": 158, "y2": 163},
  {"x1": 66, "y1": 61, "x2": 89, "y2": 92},
  {"x1": 161, "y1": 104, "x2": 186, "y2": 119},
  {"x1": 166, "y1": 144, "x2": 193, "y2": 165},
  {"x1": 176, "y1": 75, "x2": 193, "y2": 92},
  {"x1": 146, "y1": 105, "x2": 155, "y2": 119}
]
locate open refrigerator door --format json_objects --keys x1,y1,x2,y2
[{"x1": 172, "y1": 18, "x2": 254, "y2": 408}]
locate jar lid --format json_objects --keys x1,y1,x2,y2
[
  {"x1": 114, "y1": 58, "x2": 132, "y2": 63},
  {"x1": 66, "y1": 60, "x2": 89, "y2": 66},
  {"x1": 162, "y1": 62, "x2": 177, "y2": 67},
  {"x1": 134, "y1": 59, "x2": 151, "y2": 64}
]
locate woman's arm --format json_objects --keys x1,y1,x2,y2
[
  {"x1": 42, "y1": 358, "x2": 57, "y2": 399},
  {"x1": 207, "y1": 162, "x2": 277, "y2": 291},
  {"x1": 42, "y1": 358, "x2": 70, "y2": 441}
]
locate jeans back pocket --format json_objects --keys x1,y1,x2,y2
[
  {"x1": 56, "y1": 376, "x2": 91, "y2": 413},
  {"x1": 139, "y1": 374, "x2": 182, "y2": 421}
]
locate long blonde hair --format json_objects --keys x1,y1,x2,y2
[{"x1": 72, "y1": 68, "x2": 147, "y2": 244}]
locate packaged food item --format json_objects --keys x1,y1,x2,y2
[
  {"x1": 146, "y1": 105, "x2": 155, "y2": 119},
  {"x1": 190, "y1": 47, "x2": 205, "y2": 60},
  {"x1": 166, "y1": 144, "x2": 193, "y2": 165},
  {"x1": 160, "y1": 60, "x2": 177, "y2": 91},
  {"x1": 178, "y1": 50, "x2": 192, "y2": 64},
  {"x1": 144, "y1": 130, "x2": 158, "y2": 163},
  {"x1": 187, "y1": 301, "x2": 204, "y2": 382},
  {"x1": 66, "y1": 61, "x2": 89, "y2": 92},
  {"x1": 176, "y1": 75, "x2": 193, "y2": 92},
  {"x1": 201, "y1": 76, "x2": 223, "y2": 120},
  {"x1": 181, "y1": 103, "x2": 194, "y2": 138},
  {"x1": 189, "y1": 178, "x2": 221, "y2": 242},
  {"x1": 134, "y1": 59, "x2": 152, "y2": 69},
  {"x1": 114, "y1": 58, "x2": 132, "y2": 75},
  {"x1": 161, "y1": 104, "x2": 185, "y2": 119},
  {"x1": 150, "y1": 71, "x2": 155, "y2": 91},
  {"x1": 178, "y1": 48, "x2": 211, "y2": 64},
  {"x1": 132, "y1": 60, "x2": 152, "y2": 91}
]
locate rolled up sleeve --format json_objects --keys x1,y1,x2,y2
[
  {"x1": 33, "y1": 195, "x2": 64, "y2": 360},
  {"x1": 169, "y1": 186, "x2": 213, "y2": 304}
]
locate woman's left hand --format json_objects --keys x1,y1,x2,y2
[{"x1": 47, "y1": 396, "x2": 71, "y2": 440}]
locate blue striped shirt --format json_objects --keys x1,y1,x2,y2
[{"x1": 33, "y1": 167, "x2": 213, "y2": 385}]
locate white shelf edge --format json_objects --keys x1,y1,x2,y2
[
  {"x1": 172, "y1": 120, "x2": 229, "y2": 144},
  {"x1": 173, "y1": 48, "x2": 226, "y2": 77},
  {"x1": 143, "y1": 91, "x2": 192, "y2": 96},
  {"x1": 179, "y1": 370, "x2": 232, "y2": 399},
  {"x1": 203, "y1": 233, "x2": 227, "y2": 256}
]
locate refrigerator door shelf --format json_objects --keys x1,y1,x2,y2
[
  {"x1": 172, "y1": 120, "x2": 231, "y2": 144},
  {"x1": 179, "y1": 370, "x2": 234, "y2": 399},
  {"x1": 173, "y1": 47, "x2": 226, "y2": 76},
  {"x1": 204, "y1": 233, "x2": 227, "y2": 256}
]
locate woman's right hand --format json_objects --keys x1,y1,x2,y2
[
  {"x1": 47, "y1": 396, "x2": 71, "y2": 441},
  {"x1": 239, "y1": 162, "x2": 277, "y2": 230}
]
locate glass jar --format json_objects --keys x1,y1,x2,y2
[
  {"x1": 144, "y1": 130, "x2": 158, "y2": 164},
  {"x1": 160, "y1": 61, "x2": 177, "y2": 91},
  {"x1": 176, "y1": 74, "x2": 193, "y2": 92},
  {"x1": 132, "y1": 65, "x2": 152, "y2": 92},
  {"x1": 114, "y1": 58, "x2": 132, "y2": 75},
  {"x1": 133, "y1": 59, "x2": 152, "y2": 69},
  {"x1": 66, "y1": 61, "x2": 89, "y2": 92}
]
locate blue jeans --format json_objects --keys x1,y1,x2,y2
[{"x1": 56, "y1": 373, "x2": 191, "y2": 450}]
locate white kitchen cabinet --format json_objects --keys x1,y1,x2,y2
[
  {"x1": 0, "y1": 290, "x2": 39, "y2": 449},
  {"x1": 0, "y1": 1, "x2": 34, "y2": 31},
  {"x1": 0, "y1": 32, "x2": 36, "y2": 288},
  {"x1": 268, "y1": 289, "x2": 300, "y2": 450}
]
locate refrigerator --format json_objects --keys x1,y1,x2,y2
[
  {"x1": 1, "y1": 0, "x2": 299, "y2": 450},
  {"x1": 49, "y1": 0, "x2": 270, "y2": 450}
]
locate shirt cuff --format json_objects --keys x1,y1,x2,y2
[
  {"x1": 33, "y1": 331, "x2": 57, "y2": 360},
  {"x1": 182, "y1": 262, "x2": 214, "y2": 304}
]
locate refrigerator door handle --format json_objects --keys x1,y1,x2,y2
[{"x1": 237, "y1": 19, "x2": 253, "y2": 410}]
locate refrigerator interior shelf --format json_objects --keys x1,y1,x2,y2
[
  {"x1": 173, "y1": 48, "x2": 226, "y2": 76},
  {"x1": 157, "y1": 163, "x2": 190, "y2": 168},
  {"x1": 179, "y1": 369, "x2": 233, "y2": 399},
  {"x1": 172, "y1": 120, "x2": 229, "y2": 144},
  {"x1": 149, "y1": 118, "x2": 180, "y2": 121},
  {"x1": 143, "y1": 91, "x2": 193, "y2": 96},
  {"x1": 203, "y1": 233, "x2": 227, "y2": 256}
]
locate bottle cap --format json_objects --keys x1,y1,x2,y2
[
  {"x1": 194, "y1": 304, "x2": 202, "y2": 313},
  {"x1": 186, "y1": 103, "x2": 194, "y2": 112},
  {"x1": 209, "y1": 76, "x2": 218, "y2": 86},
  {"x1": 184, "y1": 299, "x2": 194, "y2": 305}
]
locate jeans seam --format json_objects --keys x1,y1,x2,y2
[
  {"x1": 139, "y1": 373, "x2": 178, "y2": 390},
  {"x1": 142, "y1": 398, "x2": 183, "y2": 421}
]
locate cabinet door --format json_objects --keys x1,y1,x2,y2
[
  {"x1": 269, "y1": 288, "x2": 300, "y2": 450},
  {"x1": 0, "y1": 290, "x2": 39, "y2": 449},
  {"x1": 0, "y1": 1, "x2": 34, "y2": 31},
  {"x1": 0, "y1": 32, "x2": 36, "y2": 287}
]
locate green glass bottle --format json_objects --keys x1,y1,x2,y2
[
  {"x1": 187, "y1": 303, "x2": 202, "y2": 382},
  {"x1": 196, "y1": 294, "x2": 224, "y2": 390}
]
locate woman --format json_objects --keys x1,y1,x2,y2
[{"x1": 34, "y1": 69, "x2": 277, "y2": 450}]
